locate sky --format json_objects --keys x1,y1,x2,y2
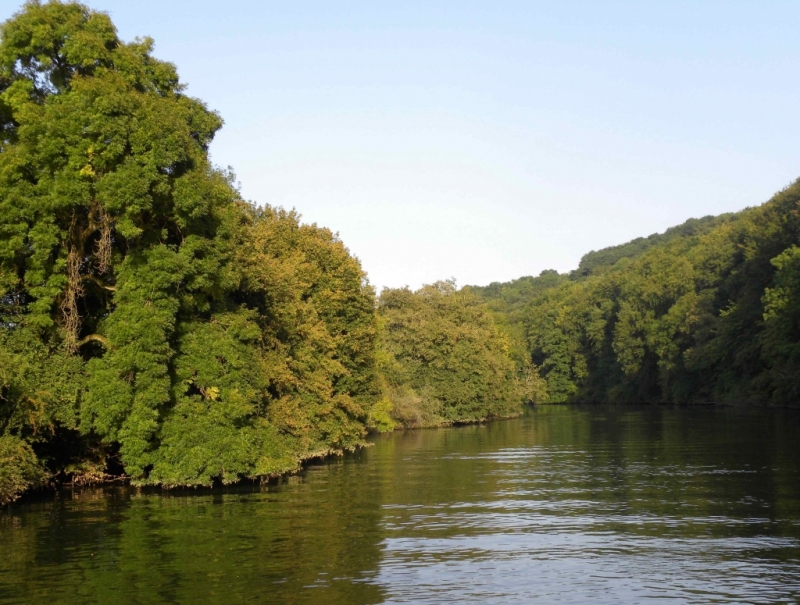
[{"x1": 2, "y1": 0, "x2": 799, "y2": 291}]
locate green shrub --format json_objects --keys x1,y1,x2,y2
[{"x1": 0, "y1": 435, "x2": 46, "y2": 506}]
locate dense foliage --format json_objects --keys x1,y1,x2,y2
[
  {"x1": 0, "y1": 1, "x2": 522, "y2": 506},
  {"x1": 475, "y1": 181, "x2": 800, "y2": 406},
  {"x1": 0, "y1": 1, "x2": 383, "y2": 504},
  {"x1": 3, "y1": 0, "x2": 796, "y2": 508},
  {"x1": 376, "y1": 282, "x2": 525, "y2": 428},
  {"x1": 467, "y1": 270, "x2": 566, "y2": 376},
  {"x1": 572, "y1": 214, "x2": 732, "y2": 278}
]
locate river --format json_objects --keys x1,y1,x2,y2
[{"x1": 1, "y1": 405, "x2": 799, "y2": 604}]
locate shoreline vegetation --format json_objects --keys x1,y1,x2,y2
[
  {"x1": 1, "y1": 1, "x2": 798, "y2": 507},
  {"x1": 0, "y1": 1, "x2": 525, "y2": 506}
]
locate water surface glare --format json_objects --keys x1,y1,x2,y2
[{"x1": 2, "y1": 405, "x2": 800, "y2": 604}]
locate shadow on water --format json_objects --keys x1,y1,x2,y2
[{"x1": 2, "y1": 405, "x2": 800, "y2": 604}]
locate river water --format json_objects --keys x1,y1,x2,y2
[{"x1": 1, "y1": 405, "x2": 799, "y2": 604}]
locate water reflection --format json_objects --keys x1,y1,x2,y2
[
  {"x1": 0, "y1": 462, "x2": 386, "y2": 604},
  {"x1": 372, "y1": 406, "x2": 800, "y2": 604},
  {"x1": 2, "y1": 405, "x2": 800, "y2": 604}
]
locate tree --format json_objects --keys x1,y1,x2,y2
[
  {"x1": 377, "y1": 281, "x2": 523, "y2": 427},
  {"x1": 0, "y1": 1, "x2": 380, "y2": 496}
]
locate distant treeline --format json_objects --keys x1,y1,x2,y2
[
  {"x1": 0, "y1": 2, "x2": 524, "y2": 505},
  {"x1": 470, "y1": 182, "x2": 800, "y2": 406},
  {"x1": 375, "y1": 281, "x2": 525, "y2": 429}
]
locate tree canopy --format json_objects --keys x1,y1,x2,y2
[
  {"x1": 0, "y1": 0, "x2": 383, "y2": 503},
  {"x1": 475, "y1": 181, "x2": 800, "y2": 405},
  {"x1": 0, "y1": 1, "x2": 523, "y2": 507},
  {"x1": 376, "y1": 281, "x2": 525, "y2": 428}
]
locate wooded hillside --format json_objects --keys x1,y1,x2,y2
[{"x1": 472, "y1": 182, "x2": 800, "y2": 406}]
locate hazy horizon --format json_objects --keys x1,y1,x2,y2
[{"x1": 2, "y1": 0, "x2": 798, "y2": 291}]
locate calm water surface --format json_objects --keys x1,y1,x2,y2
[{"x1": 2, "y1": 405, "x2": 800, "y2": 604}]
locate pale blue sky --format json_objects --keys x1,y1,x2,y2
[{"x1": 2, "y1": 1, "x2": 799, "y2": 290}]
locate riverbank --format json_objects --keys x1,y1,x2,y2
[{"x1": 2, "y1": 408, "x2": 530, "y2": 508}]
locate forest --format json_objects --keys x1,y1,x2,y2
[
  {"x1": 1, "y1": 1, "x2": 798, "y2": 507},
  {"x1": 470, "y1": 182, "x2": 800, "y2": 406},
  {"x1": 0, "y1": 1, "x2": 524, "y2": 505}
]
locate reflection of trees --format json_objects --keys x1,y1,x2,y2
[
  {"x1": 0, "y1": 459, "x2": 386, "y2": 605},
  {"x1": 2, "y1": 405, "x2": 800, "y2": 604},
  {"x1": 530, "y1": 406, "x2": 800, "y2": 540},
  {"x1": 369, "y1": 405, "x2": 800, "y2": 557}
]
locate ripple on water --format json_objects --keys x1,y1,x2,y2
[{"x1": 1, "y1": 405, "x2": 800, "y2": 605}]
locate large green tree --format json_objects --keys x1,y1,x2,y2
[{"x1": 0, "y1": 1, "x2": 380, "y2": 503}]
